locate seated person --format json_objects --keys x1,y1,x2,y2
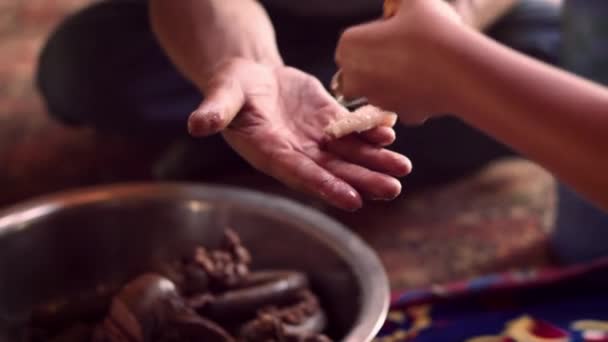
[{"x1": 36, "y1": 0, "x2": 560, "y2": 209}]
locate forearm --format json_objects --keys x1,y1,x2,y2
[
  {"x1": 445, "y1": 25, "x2": 608, "y2": 208},
  {"x1": 149, "y1": 0, "x2": 283, "y2": 91}
]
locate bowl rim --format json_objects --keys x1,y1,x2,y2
[{"x1": 0, "y1": 182, "x2": 389, "y2": 342}]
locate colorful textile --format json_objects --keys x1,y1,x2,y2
[{"x1": 378, "y1": 258, "x2": 608, "y2": 341}]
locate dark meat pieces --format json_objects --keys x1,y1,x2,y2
[{"x1": 27, "y1": 230, "x2": 332, "y2": 342}]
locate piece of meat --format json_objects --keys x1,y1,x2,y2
[
  {"x1": 26, "y1": 230, "x2": 334, "y2": 342},
  {"x1": 192, "y1": 271, "x2": 309, "y2": 324},
  {"x1": 324, "y1": 105, "x2": 397, "y2": 140}
]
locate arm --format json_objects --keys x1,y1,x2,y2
[
  {"x1": 149, "y1": 0, "x2": 282, "y2": 90},
  {"x1": 336, "y1": 0, "x2": 608, "y2": 210},
  {"x1": 446, "y1": 25, "x2": 608, "y2": 209},
  {"x1": 148, "y1": 0, "x2": 411, "y2": 210},
  {"x1": 385, "y1": 0, "x2": 517, "y2": 29}
]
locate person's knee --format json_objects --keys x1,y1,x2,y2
[
  {"x1": 36, "y1": 1, "x2": 152, "y2": 130},
  {"x1": 36, "y1": 5, "x2": 99, "y2": 125}
]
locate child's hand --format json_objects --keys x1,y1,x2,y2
[{"x1": 336, "y1": 0, "x2": 464, "y2": 124}]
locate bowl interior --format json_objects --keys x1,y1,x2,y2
[{"x1": 0, "y1": 184, "x2": 387, "y2": 341}]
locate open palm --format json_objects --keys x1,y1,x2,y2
[{"x1": 188, "y1": 59, "x2": 411, "y2": 210}]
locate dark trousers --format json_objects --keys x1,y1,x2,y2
[{"x1": 37, "y1": 0, "x2": 608, "y2": 263}]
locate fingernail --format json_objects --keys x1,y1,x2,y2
[
  {"x1": 377, "y1": 180, "x2": 402, "y2": 200},
  {"x1": 392, "y1": 156, "x2": 413, "y2": 177},
  {"x1": 333, "y1": 188, "x2": 361, "y2": 212},
  {"x1": 187, "y1": 110, "x2": 223, "y2": 136},
  {"x1": 343, "y1": 190, "x2": 362, "y2": 211}
]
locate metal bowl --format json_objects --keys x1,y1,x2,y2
[{"x1": 0, "y1": 183, "x2": 388, "y2": 341}]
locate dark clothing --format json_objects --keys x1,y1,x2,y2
[{"x1": 36, "y1": 0, "x2": 608, "y2": 263}]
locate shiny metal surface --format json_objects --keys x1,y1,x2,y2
[{"x1": 0, "y1": 183, "x2": 388, "y2": 341}]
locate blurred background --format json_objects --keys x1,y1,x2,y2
[{"x1": 0, "y1": 0, "x2": 557, "y2": 290}]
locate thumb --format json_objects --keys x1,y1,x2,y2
[{"x1": 188, "y1": 77, "x2": 246, "y2": 137}]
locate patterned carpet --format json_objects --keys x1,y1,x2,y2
[{"x1": 0, "y1": 1, "x2": 556, "y2": 291}]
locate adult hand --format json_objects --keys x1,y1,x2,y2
[
  {"x1": 336, "y1": 0, "x2": 466, "y2": 124},
  {"x1": 188, "y1": 58, "x2": 412, "y2": 211}
]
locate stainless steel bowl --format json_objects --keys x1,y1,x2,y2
[{"x1": 0, "y1": 183, "x2": 388, "y2": 341}]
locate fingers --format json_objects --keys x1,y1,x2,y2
[
  {"x1": 321, "y1": 158, "x2": 402, "y2": 201},
  {"x1": 359, "y1": 126, "x2": 396, "y2": 146},
  {"x1": 326, "y1": 135, "x2": 412, "y2": 177},
  {"x1": 188, "y1": 77, "x2": 246, "y2": 137},
  {"x1": 335, "y1": 18, "x2": 402, "y2": 102},
  {"x1": 267, "y1": 151, "x2": 363, "y2": 211}
]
